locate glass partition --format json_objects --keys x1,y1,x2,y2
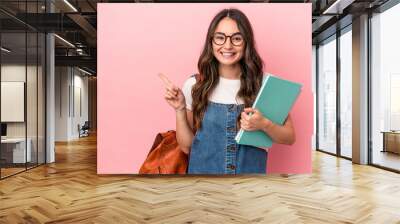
[
  {"x1": 1, "y1": 31, "x2": 28, "y2": 177},
  {"x1": 0, "y1": 1, "x2": 46, "y2": 179},
  {"x1": 317, "y1": 35, "x2": 337, "y2": 155},
  {"x1": 371, "y1": 3, "x2": 400, "y2": 171},
  {"x1": 339, "y1": 27, "x2": 352, "y2": 158}
]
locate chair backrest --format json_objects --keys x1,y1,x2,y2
[{"x1": 82, "y1": 121, "x2": 90, "y2": 129}]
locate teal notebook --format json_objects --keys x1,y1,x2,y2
[{"x1": 235, "y1": 74, "x2": 302, "y2": 148}]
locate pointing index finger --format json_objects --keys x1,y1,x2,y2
[{"x1": 158, "y1": 73, "x2": 174, "y2": 88}]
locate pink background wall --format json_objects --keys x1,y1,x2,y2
[{"x1": 98, "y1": 3, "x2": 312, "y2": 174}]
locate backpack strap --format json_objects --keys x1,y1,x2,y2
[
  {"x1": 191, "y1": 73, "x2": 199, "y2": 82},
  {"x1": 189, "y1": 74, "x2": 199, "y2": 135}
]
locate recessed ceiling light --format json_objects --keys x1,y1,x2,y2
[
  {"x1": 63, "y1": 0, "x2": 78, "y2": 12},
  {"x1": 78, "y1": 67, "x2": 93, "y2": 76},
  {"x1": 54, "y1": 34, "x2": 75, "y2": 48},
  {"x1": 1, "y1": 47, "x2": 11, "y2": 53},
  {"x1": 322, "y1": 0, "x2": 354, "y2": 15}
]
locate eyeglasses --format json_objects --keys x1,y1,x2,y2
[{"x1": 212, "y1": 32, "x2": 244, "y2": 46}]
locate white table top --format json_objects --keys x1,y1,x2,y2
[{"x1": 1, "y1": 138, "x2": 30, "y2": 143}]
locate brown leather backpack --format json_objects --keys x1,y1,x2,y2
[
  {"x1": 139, "y1": 130, "x2": 188, "y2": 174},
  {"x1": 139, "y1": 74, "x2": 199, "y2": 174}
]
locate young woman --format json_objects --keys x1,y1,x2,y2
[{"x1": 161, "y1": 8, "x2": 295, "y2": 174}]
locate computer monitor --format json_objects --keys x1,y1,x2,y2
[{"x1": 1, "y1": 123, "x2": 7, "y2": 137}]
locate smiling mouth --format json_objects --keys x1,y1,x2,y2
[{"x1": 220, "y1": 52, "x2": 237, "y2": 59}]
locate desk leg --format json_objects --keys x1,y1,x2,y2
[{"x1": 381, "y1": 133, "x2": 386, "y2": 153}]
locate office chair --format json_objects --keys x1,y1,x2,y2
[{"x1": 79, "y1": 121, "x2": 90, "y2": 138}]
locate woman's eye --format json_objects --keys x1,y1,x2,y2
[{"x1": 233, "y1": 36, "x2": 243, "y2": 41}]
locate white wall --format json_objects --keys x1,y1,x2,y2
[
  {"x1": 55, "y1": 67, "x2": 89, "y2": 141},
  {"x1": 72, "y1": 73, "x2": 89, "y2": 138},
  {"x1": 1, "y1": 82, "x2": 24, "y2": 122},
  {"x1": 1, "y1": 65, "x2": 26, "y2": 134},
  {"x1": 1, "y1": 65, "x2": 40, "y2": 138},
  {"x1": 55, "y1": 67, "x2": 70, "y2": 141}
]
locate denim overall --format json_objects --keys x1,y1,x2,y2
[{"x1": 187, "y1": 101, "x2": 268, "y2": 174}]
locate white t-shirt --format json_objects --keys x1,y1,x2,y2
[
  {"x1": 182, "y1": 73, "x2": 269, "y2": 151},
  {"x1": 182, "y1": 74, "x2": 268, "y2": 110}
]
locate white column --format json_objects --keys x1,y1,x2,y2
[
  {"x1": 46, "y1": 1, "x2": 55, "y2": 163},
  {"x1": 352, "y1": 14, "x2": 369, "y2": 164}
]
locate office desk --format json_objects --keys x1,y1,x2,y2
[
  {"x1": 381, "y1": 131, "x2": 400, "y2": 154},
  {"x1": 1, "y1": 138, "x2": 32, "y2": 163}
]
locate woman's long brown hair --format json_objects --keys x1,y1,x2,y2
[{"x1": 192, "y1": 8, "x2": 264, "y2": 132}]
